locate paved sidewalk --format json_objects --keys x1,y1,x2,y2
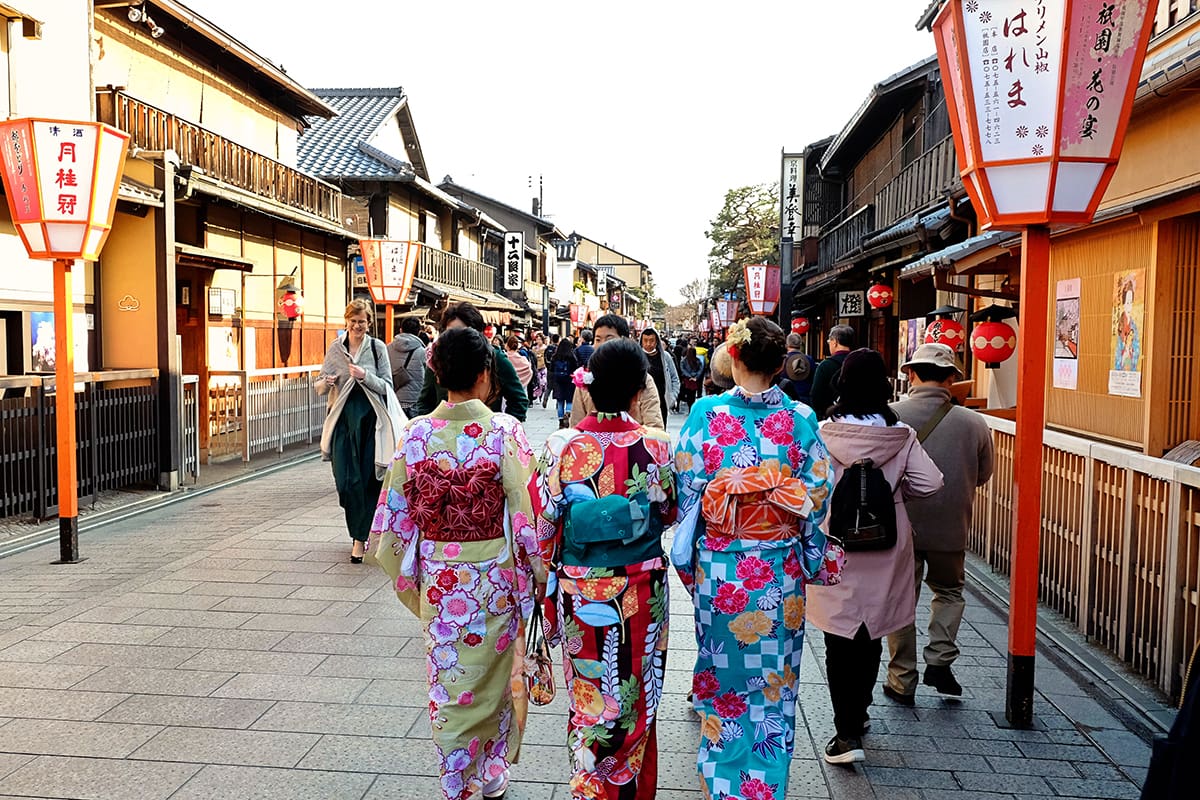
[{"x1": 0, "y1": 400, "x2": 1163, "y2": 799}]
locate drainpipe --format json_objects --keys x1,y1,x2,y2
[{"x1": 945, "y1": 191, "x2": 973, "y2": 236}]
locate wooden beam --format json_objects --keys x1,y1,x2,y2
[{"x1": 935, "y1": 269, "x2": 1020, "y2": 301}]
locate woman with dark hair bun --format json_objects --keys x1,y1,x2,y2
[
  {"x1": 535, "y1": 337, "x2": 677, "y2": 800},
  {"x1": 674, "y1": 316, "x2": 838, "y2": 800},
  {"x1": 370, "y1": 326, "x2": 546, "y2": 800}
]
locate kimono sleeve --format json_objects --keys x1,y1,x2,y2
[
  {"x1": 368, "y1": 451, "x2": 421, "y2": 617},
  {"x1": 500, "y1": 421, "x2": 547, "y2": 594},
  {"x1": 645, "y1": 430, "x2": 678, "y2": 527},
  {"x1": 533, "y1": 434, "x2": 569, "y2": 572},
  {"x1": 673, "y1": 403, "x2": 709, "y2": 520},
  {"x1": 792, "y1": 408, "x2": 833, "y2": 527}
]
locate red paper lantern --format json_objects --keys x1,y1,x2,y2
[
  {"x1": 971, "y1": 320, "x2": 1018, "y2": 368},
  {"x1": 791, "y1": 317, "x2": 810, "y2": 334},
  {"x1": 925, "y1": 319, "x2": 966, "y2": 349},
  {"x1": 867, "y1": 283, "x2": 894, "y2": 309},
  {"x1": 483, "y1": 324, "x2": 497, "y2": 340}
]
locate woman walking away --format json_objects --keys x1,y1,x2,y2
[
  {"x1": 369, "y1": 327, "x2": 546, "y2": 800},
  {"x1": 317, "y1": 299, "x2": 402, "y2": 564},
  {"x1": 806, "y1": 348, "x2": 942, "y2": 766},
  {"x1": 674, "y1": 317, "x2": 838, "y2": 800},
  {"x1": 678, "y1": 346, "x2": 703, "y2": 414},
  {"x1": 550, "y1": 337, "x2": 579, "y2": 428},
  {"x1": 505, "y1": 336, "x2": 534, "y2": 405},
  {"x1": 536, "y1": 338, "x2": 677, "y2": 800}
]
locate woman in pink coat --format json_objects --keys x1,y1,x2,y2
[{"x1": 805, "y1": 348, "x2": 943, "y2": 766}]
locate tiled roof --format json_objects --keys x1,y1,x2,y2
[{"x1": 297, "y1": 88, "x2": 412, "y2": 179}]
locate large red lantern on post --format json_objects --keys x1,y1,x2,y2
[
  {"x1": 744, "y1": 264, "x2": 781, "y2": 315},
  {"x1": 791, "y1": 316, "x2": 810, "y2": 335},
  {"x1": 0, "y1": 118, "x2": 131, "y2": 563},
  {"x1": 867, "y1": 283, "x2": 894, "y2": 309},
  {"x1": 933, "y1": 0, "x2": 1158, "y2": 727}
]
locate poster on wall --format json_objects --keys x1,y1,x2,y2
[
  {"x1": 1108, "y1": 269, "x2": 1144, "y2": 398},
  {"x1": 1053, "y1": 278, "x2": 1081, "y2": 390},
  {"x1": 208, "y1": 326, "x2": 240, "y2": 371},
  {"x1": 29, "y1": 311, "x2": 89, "y2": 373},
  {"x1": 905, "y1": 318, "x2": 927, "y2": 363}
]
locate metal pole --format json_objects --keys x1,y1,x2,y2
[
  {"x1": 779, "y1": 237, "x2": 794, "y2": 328},
  {"x1": 52, "y1": 258, "x2": 81, "y2": 564},
  {"x1": 1006, "y1": 224, "x2": 1050, "y2": 727}
]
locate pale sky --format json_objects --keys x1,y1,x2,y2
[{"x1": 185, "y1": 1, "x2": 938, "y2": 304}]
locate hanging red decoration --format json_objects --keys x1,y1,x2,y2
[
  {"x1": 867, "y1": 283, "x2": 894, "y2": 309},
  {"x1": 791, "y1": 317, "x2": 810, "y2": 334},
  {"x1": 971, "y1": 320, "x2": 1018, "y2": 369},
  {"x1": 925, "y1": 319, "x2": 966, "y2": 349}
]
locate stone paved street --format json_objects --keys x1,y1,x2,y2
[{"x1": 0, "y1": 399, "x2": 1163, "y2": 799}]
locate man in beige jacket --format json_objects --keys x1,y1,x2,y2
[{"x1": 569, "y1": 314, "x2": 665, "y2": 430}]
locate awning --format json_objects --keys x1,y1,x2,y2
[
  {"x1": 863, "y1": 205, "x2": 954, "y2": 251},
  {"x1": 411, "y1": 278, "x2": 483, "y2": 305},
  {"x1": 476, "y1": 292, "x2": 522, "y2": 312},
  {"x1": 118, "y1": 178, "x2": 163, "y2": 208},
  {"x1": 183, "y1": 170, "x2": 357, "y2": 240},
  {"x1": 176, "y1": 244, "x2": 254, "y2": 271},
  {"x1": 794, "y1": 260, "x2": 860, "y2": 299},
  {"x1": 900, "y1": 231, "x2": 1020, "y2": 280}
]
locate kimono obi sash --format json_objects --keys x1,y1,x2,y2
[
  {"x1": 404, "y1": 460, "x2": 505, "y2": 542},
  {"x1": 701, "y1": 464, "x2": 815, "y2": 542}
]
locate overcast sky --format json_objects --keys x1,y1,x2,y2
[{"x1": 185, "y1": 1, "x2": 938, "y2": 304}]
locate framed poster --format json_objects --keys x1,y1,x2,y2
[
  {"x1": 1054, "y1": 278, "x2": 1081, "y2": 390},
  {"x1": 1108, "y1": 270, "x2": 1144, "y2": 398}
]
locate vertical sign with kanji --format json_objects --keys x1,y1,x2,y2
[
  {"x1": 837, "y1": 291, "x2": 865, "y2": 317},
  {"x1": 781, "y1": 156, "x2": 804, "y2": 240},
  {"x1": 504, "y1": 231, "x2": 523, "y2": 291}
]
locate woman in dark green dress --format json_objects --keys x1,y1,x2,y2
[{"x1": 317, "y1": 299, "x2": 398, "y2": 562}]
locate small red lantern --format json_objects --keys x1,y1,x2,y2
[
  {"x1": 925, "y1": 318, "x2": 966, "y2": 349},
  {"x1": 483, "y1": 324, "x2": 497, "y2": 340},
  {"x1": 971, "y1": 321, "x2": 1017, "y2": 368},
  {"x1": 867, "y1": 283, "x2": 894, "y2": 309},
  {"x1": 791, "y1": 316, "x2": 810, "y2": 334}
]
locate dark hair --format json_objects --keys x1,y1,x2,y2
[
  {"x1": 593, "y1": 314, "x2": 630, "y2": 338},
  {"x1": 550, "y1": 333, "x2": 561, "y2": 343},
  {"x1": 908, "y1": 363, "x2": 958, "y2": 384},
  {"x1": 588, "y1": 339, "x2": 648, "y2": 413},
  {"x1": 732, "y1": 317, "x2": 787, "y2": 376},
  {"x1": 581, "y1": 329, "x2": 594, "y2": 344},
  {"x1": 432, "y1": 328, "x2": 493, "y2": 391},
  {"x1": 640, "y1": 328, "x2": 661, "y2": 349},
  {"x1": 441, "y1": 302, "x2": 485, "y2": 332},
  {"x1": 400, "y1": 316, "x2": 421, "y2": 335},
  {"x1": 684, "y1": 346, "x2": 700, "y2": 368},
  {"x1": 554, "y1": 338, "x2": 577, "y2": 364},
  {"x1": 829, "y1": 324, "x2": 856, "y2": 348},
  {"x1": 505, "y1": 335, "x2": 520, "y2": 351},
  {"x1": 828, "y1": 348, "x2": 898, "y2": 425}
]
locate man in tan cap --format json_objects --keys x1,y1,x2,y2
[{"x1": 882, "y1": 343, "x2": 994, "y2": 704}]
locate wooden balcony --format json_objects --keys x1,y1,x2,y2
[
  {"x1": 817, "y1": 205, "x2": 875, "y2": 271},
  {"x1": 875, "y1": 135, "x2": 962, "y2": 230},
  {"x1": 97, "y1": 90, "x2": 341, "y2": 225},
  {"x1": 417, "y1": 246, "x2": 497, "y2": 296}
]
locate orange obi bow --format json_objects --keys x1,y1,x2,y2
[{"x1": 701, "y1": 464, "x2": 814, "y2": 541}]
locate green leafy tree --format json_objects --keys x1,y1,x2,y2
[{"x1": 706, "y1": 183, "x2": 779, "y2": 295}]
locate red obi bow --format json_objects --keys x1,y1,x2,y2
[{"x1": 405, "y1": 460, "x2": 506, "y2": 541}]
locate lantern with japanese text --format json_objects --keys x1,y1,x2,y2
[
  {"x1": 569, "y1": 304, "x2": 586, "y2": 326},
  {"x1": 970, "y1": 304, "x2": 1020, "y2": 368},
  {"x1": 744, "y1": 264, "x2": 781, "y2": 315},
  {"x1": 925, "y1": 318, "x2": 967, "y2": 349},
  {"x1": 791, "y1": 316, "x2": 810, "y2": 335},
  {"x1": 359, "y1": 240, "x2": 420, "y2": 305},
  {"x1": 867, "y1": 283, "x2": 894, "y2": 309},
  {"x1": 934, "y1": 0, "x2": 1158, "y2": 230},
  {"x1": 0, "y1": 118, "x2": 130, "y2": 565}
]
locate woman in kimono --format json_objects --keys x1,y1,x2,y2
[
  {"x1": 316, "y1": 298, "x2": 398, "y2": 563},
  {"x1": 674, "y1": 317, "x2": 836, "y2": 800},
  {"x1": 536, "y1": 338, "x2": 677, "y2": 800},
  {"x1": 370, "y1": 327, "x2": 546, "y2": 800}
]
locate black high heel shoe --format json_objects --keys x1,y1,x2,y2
[{"x1": 350, "y1": 542, "x2": 365, "y2": 564}]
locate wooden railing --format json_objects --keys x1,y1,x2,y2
[
  {"x1": 972, "y1": 416, "x2": 1200, "y2": 702},
  {"x1": 97, "y1": 90, "x2": 341, "y2": 224},
  {"x1": 417, "y1": 246, "x2": 497, "y2": 296},
  {"x1": 875, "y1": 135, "x2": 962, "y2": 229},
  {"x1": 208, "y1": 367, "x2": 326, "y2": 463},
  {"x1": 817, "y1": 205, "x2": 875, "y2": 270}
]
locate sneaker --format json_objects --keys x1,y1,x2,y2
[
  {"x1": 823, "y1": 735, "x2": 865, "y2": 765},
  {"x1": 923, "y1": 664, "x2": 963, "y2": 696},
  {"x1": 882, "y1": 684, "x2": 916, "y2": 706}
]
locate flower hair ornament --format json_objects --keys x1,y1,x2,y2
[
  {"x1": 571, "y1": 366, "x2": 594, "y2": 390},
  {"x1": 725, "y1": 319, "x2": 752, "y2": 360}
]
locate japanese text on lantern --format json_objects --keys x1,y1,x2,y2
[
  {"x1": 965, "y1": 0, "x2": 1064, "y2": 160},
  {"x1": 38, "y1": 124, "x2": 93, "y2": 221},
  {"x1": 503, "y1": 231, "x2": 523, "y2": 291}
]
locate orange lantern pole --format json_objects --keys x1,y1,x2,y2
[
  {"x1": 0, "y1": 118, "x2": 130, "y2": 563},
  {"x1": 932, "y1": 0, "x2": 1157, "y2": 726}
]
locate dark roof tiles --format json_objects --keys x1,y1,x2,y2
[{"x1": 297, "y1": 90, "x2": 410, "y2": 179}]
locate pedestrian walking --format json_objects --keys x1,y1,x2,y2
[
  {"x1": 316, "y1": 299, "x2": 403, "y2": 564},
  {"x1": 505, "y1": 336, "x2": 533, "y2": 394},
  {"x1": 678, "y1": 346, "x2": 703, "y2": 414},
  {"x1": 536, "y1": 337, "x2": 677, "y2": 800},
  {"x1": 387, "y1": 316, "x2": 427, "y2": 419},
  {"x1": 531, "y1": 332, "x2": 548, "y2": 404},
  {"x1": 639, "y1": 327, "x2": 680, "y2": 422},
  {"x1": 568, "y1": 315, "x2": 664, "y2": 429},
  {"x1": 777, "y1": 333, "x2": 817, "y2": 408},
  {"x1": 810, "y1": 325, "x2": 855, "y2": 420},
  {"x1": 576, "y1": 329, "x2": 595, "y2": 367},
  {"x1": 542, "y1": 334, "x2": 560, "y2": 409},
  {"x1": 369, "y1": 326, "x2": 546, "y2": 800},
  {"x1": 549, "y1": 338, "x2": 579, "y2": 427},
  {"x1": 674, "y1": 317, "x2": 838, "y2": 800},
  {"x1": 805, "y1": 348, "x2": 943, "y2": 765},
  {"x1": 883, "y1": 344, "x2": 994, "y2": 704}
]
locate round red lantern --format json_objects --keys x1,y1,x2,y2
[
  {"x1": 971, "y1": 320, "x2": 1017, "y2": 369},
  {"x1": 925, "y1": 319, "x2": 966, "y2": 349},
  {"x1": 791, "y1": 316, "x2": 810, "y2": 335},
  {"x1": 867, "y1": 283, "x2": 894, "y2": 309},
  {"x1": 483, "y1": 324, "x2": 497, "y2": 340}
]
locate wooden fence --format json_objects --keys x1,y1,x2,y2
[
  {"x1": 972, "y1": 416, "x2": 1200, "y2": 701},
  {"x1": 208, "y1": 367, "x2": 326, "y2": 462}
]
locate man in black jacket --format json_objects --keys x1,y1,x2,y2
[{"x1": 810, "y1": 325, "x2": 855, "y2": 420}]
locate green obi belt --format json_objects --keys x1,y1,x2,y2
[{"x1": 561, "y1": 491, "x2": 664, "y2": 568}]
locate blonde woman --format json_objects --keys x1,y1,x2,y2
[{"x1": 317, "y1": 299, "x2": 400, "y2": 563}]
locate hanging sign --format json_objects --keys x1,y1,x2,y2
[
  {"x1": 781, "y1": 155, "x2": 804, "y2": 240},
  {"x1": 744, "y1": 264, "x2": 782, "y2": 315},
  {"x1": 504, "y1": 231, "x2": 524, "y2": 291},
  {"x1": 837, "y1": 291, "x2": 865, "y2": 317}
]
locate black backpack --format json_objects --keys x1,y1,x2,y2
[{"x1": 828, "y1": 458, "x2": 897, "y2": 551}]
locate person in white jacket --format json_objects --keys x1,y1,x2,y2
[{"x1": 639, "y1": 327, "x2": 679, "y2": 423}]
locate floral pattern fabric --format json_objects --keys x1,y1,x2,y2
[
  {"x1": 674, "y1": 386, "x2": 833, "y2": 800},
  {"x1": 536, "y1": 413, "x2": 676, "y2": 800},
  {"x1": 369, "y1": 399, "x2": 545, "y2": 800}
]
